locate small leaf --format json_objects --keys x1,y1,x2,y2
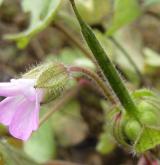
[
  {"x1": 4, "y1": 0, "x2": 62, "y2": 48},
  {"x1": 107, "y1": 0, "x2": 141, "y2": 36},
  {"x1": 24, "y1": 108, "x2": 56, "y2": 163}
]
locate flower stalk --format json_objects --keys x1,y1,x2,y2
[
  {"x1": 69, "y1": 66, "x2": 117, "y2": 105},
  {"x1": 69, "y1": 0, "x2": 138, "y2": 116}
]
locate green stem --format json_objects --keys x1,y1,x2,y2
[
  {"x1": 54, "y1": 22, "x2": 113, "y2": 98},
  {"x1": 69, "y1": 0, "x2": 138, "y2": 116},
  {"x1": 69, "y1": 66, "x2": 117, "y2": 105}
]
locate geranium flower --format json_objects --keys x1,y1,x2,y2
[
  {"x1": 0, "y1": 78, "x2": 43, "y2": 141},
  {"x1": 0, "y1": 62, "x2": 69, "y2": 141}
]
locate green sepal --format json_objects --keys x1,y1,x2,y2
[
  {"x1": 23, "y1": 64, "x2": 48, "y2": 79},
  {"x1": 23, "y1": 62, "x2": 69, "y2": 103},
  {"x1": 35, "y1": 63, "x2": 68, "y2": 88},
  {"x1": 134, "y1": 127, "x2": 160, "y2": 153},
  {"x1": 36, "y1": 63, "x2": 69, "y2": 103}
]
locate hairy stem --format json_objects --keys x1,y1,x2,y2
[
  {"x1": 54, "y1": 22, "x2": 113, "y2": 100},
  {"x1": 69, "y1": 66, "x2": 117, "y2": 105}
]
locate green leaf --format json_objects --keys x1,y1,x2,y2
[
  {"x1": 0, "y1": 140, "x2": 39, "y2": 165},
  {"x1": 144, "y1": 0, "x2": 160, "y2": 6},
  {"x1": 4, "y1": 0, "x2": 62, "y2": 48},
  {"x1": 24, "y1": 108, "x2": 56, "y2": 163},
  {"x1": 107, "y1": 0, "x2": 141, "y2": 36}
]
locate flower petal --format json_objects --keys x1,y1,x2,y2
[
  {"x1": 32, "y1": 91, "x2": 40, "y2": 130},
  {"x1": 11, "y1": 79, "x2": 36, "y2": 101},
  {"x1": 9, "y1": 97, "x2": 40, "y2": 141},
  {"x1": 0, "y1": 83, "x2": 22, "y2": 97},
  {"x1": 0, "y1": 79, "x2": 36, "y2": 98},
  {"x1": 0, "y1": 97, "x2": 23, "y2": 125}
]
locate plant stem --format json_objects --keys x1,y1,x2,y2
[
  {"x1": 39, "y1": 87, "x2": 79, "y2": 126},
  {"x1": 69, "y1": 66, "x2": 117, "y2": 105},
  {"x1": 69, "y1": 0, "x2": 138, "y2": 116},
  {"x1": 54, "y1": 22, "x2": 113, "y2": 98}
]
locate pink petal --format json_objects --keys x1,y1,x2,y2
[
  {"x1": 0, "y1": 83, "x2": 23, "y2": 97},
  {"x1": 32, "y1": 92, "x2": 40, "y2": 130},
  {"x1": 0, "y1": 79, "x2": 36, "y2": 98},
  {"x1": 0, "y1": 97, "x2": 23, "y2": 125},
  {"x1": 11, "y1": 79, "x2": 36, "y2": 101},
  {"x1": 9, "y1": 97, "x2": 40, "y2": 141}
]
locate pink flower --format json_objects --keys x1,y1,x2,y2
[{"x1": 0, "y1": 78, "x2": 43, "y2": 141}]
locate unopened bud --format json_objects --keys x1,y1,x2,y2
[
  {"x1": 108, "y1": 89, "x2": 160, "y2": 153},
  {"x1": 23, "y1": 62, "x2": 69, "y2": 103},
  {"x1": 124, "y1": 119, "x2": 141, "y2": 142}
]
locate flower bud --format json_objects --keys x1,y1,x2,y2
[
  {"x1": 108, "y1": 89, "x2": 160, "y2": 153},
  {"x1": 23, "y1": 62, "x2": 69, "y2": 103},
  {"x1": 124, "y1": 119, "x2": 141, "y2": 142}
]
